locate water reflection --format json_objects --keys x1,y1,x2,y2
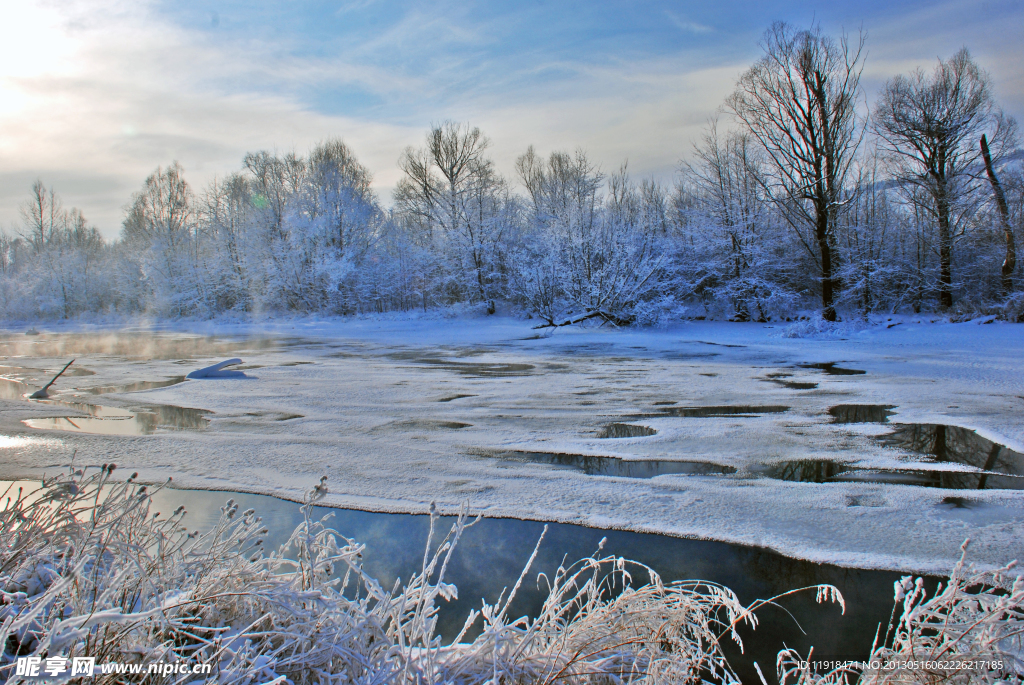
[
  {"x1": 80, "y1": 377, "x2": 187, "y2": 395},
  {"x1": 881, "y1": 424, "x2": 1024, "y2": 490},
  {"x1": 829, "y1": 404, "x2": 895, "y2": 423},
  {"x1": 23, "y1": 402, "x2": 210, "y2": 435},
  {"x1": 135, "y1": 486, "x2": 913, "y2": 685},
  {"x1": 373, "y1": 420, "x2": 471, "y2": 433},
  {"x1": 0, "y1": 378, "x2": 31, "y2": 400},
  {"x1": 759, "y1": 424, "x2": 1024, "y2": 490},
  {"x1": 768, "y1": 379, "x2": 819, "y2": 390},
  {"x1": 645, "y1": 405, "x2": 790, "y2": 418},
  {"x1": 26, "y1": 416, "x2": 149, "y2": 435},
  {"x1": 437, "y1": 394, "x2": 475, "y2": 403},
  {"x1": 498, "y1": 451, "x2": 736, "y2": 478},
  {"x1": 761, "y1": 460, "x2": 853, "y2": 483},
  {"x1": 596, "y1": 423, "x2": 657, "y2": 438},
  {"x1": 0, "y1": 360, "x2": 187, "y2": 400},
  {"x1": 2, "y1": 364, "x2": 207, "y2": 436}
]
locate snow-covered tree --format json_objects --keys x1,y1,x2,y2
[
  {"x1": 727, "y1": 22, "x2": 866, "y2": 321},
  {"x1": 395, "y1": 122, "x2": 512, "y2": 310},
  {"x1": 511, "y1": 149, "x2": 666, "y2": 325},
  {"x1": 873, "y1": 48, "x2": 1018, "y2": 309}
]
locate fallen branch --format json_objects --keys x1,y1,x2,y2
[
  {"x1": 532, "y1": 310, "x2": 634, "y2": 329},
  {"x1": 28, "y1": 359, "x2": 75, "y2": 398}
]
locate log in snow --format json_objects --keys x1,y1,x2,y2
[
  {"x1": 186, "y1": 358, "x2": 246, "y2": 379},
  {"x1": 29, "y1": 359, "x2": 75, "y2": 398}
]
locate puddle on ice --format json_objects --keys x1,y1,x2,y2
[
  {"x1": 23, "y1": 402, "x2": 210, "y2": 435},
  {"x1": 832, "y1": 470, "x2": 954, "y2": 488},
  {"x1": 597, "y1": 423, "x2": 657, "y2": 438},
  {"x1": 759, "y1": 425, "x2": 1024, "y2": 490},
  {"x1": 695, "y1": 340, "x2": 747, "y2": 348},
  {"x1": 1, "y1": 367, "x2": 188, "y2": 400},
  {"x1": 880, "y1": 424, "x2": 1024, "y2": 490},
  {"x1": 647, "y1": 405, "x2": 790, "y2": 418},
  {"x1": 770, "y1": 379, "x2": 819, "y2": 390},
  {"x1": 3, "y1": 370, "x2": 209, "y2": 436},
  {"x1": 438, "y1": 394, "x2": 476, "y2": 402},
  {"x1": 761, "y1": 373, "x2": 818, "y2": 390},
  {"x1": 759, "y1": 459, "x2": 1024, "y2": 490},
  {"x1": 822, "y1": 403, "x2": 1024, "y2": 489},
  {"x1": 421, "y1": 361, "x2": 534, "y2": 377},
  {"x1": 387, "y1": 352, "x2": 535, "y2": 377},
  {"x1": 26, "y1": 416, "x2": 153, "y2": 435},
  {"x1": 79, "y1": 377, "x2": 187, "y2": 395},
  {"x1": 829, "y1": 404, "x2": 895, "y2": 423},
  {"x1": 374, "y1": 419, "x2": 472, "y2": 433},
  {"x1": 0, "y1": 378, "x2": 32, "y2": 400},
  {"x1": 659, "y1": 351, "x2": 720, "y2": 360},
  {"x1": 241, "y1": 411, "x2": 304, "y2": 422},
  {"x1": 497, "y1": 451, "x2": 736, "y2": 478},
  {"x1": 799, "y1": 362, "x2": 866, "y2": 376},
  {"x1": 758, "y1": 460, "x2": 855, "y2": 484}
]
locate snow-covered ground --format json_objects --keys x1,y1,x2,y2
[{"x1": 1, "y1": 314, "x2": 1022, "y2": 576}]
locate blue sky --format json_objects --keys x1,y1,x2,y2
[{"x1": 2, "y1": 0, "x2": 1022, "y2": 237}]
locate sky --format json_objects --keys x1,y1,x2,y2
[{"x1": 1, "y1": 0, "x2": 1022, "y2": 239}]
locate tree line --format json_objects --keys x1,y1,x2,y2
[{"x1": 2, "y1": 23, "x2": 1022, "y2": 324}]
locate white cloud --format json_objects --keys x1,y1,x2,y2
[
  {"x1": 1, "y1": 0, "x2": 1020, "y2": 240},
  {"x1": 0, "y1": 0, "x2": 423, "y2": 237},
  {"x1": 856, "y1": 0, "x2": 1024, "y2": 115},
  {"x1": 665, "y1": 11, "x2": 715, "y2": 35},
  {"x1": 446, "y1": 60, "x2": 744, "y2": 193},
  {"x1": 0, "y1": 0, "x2": 742, "y2": 237}
]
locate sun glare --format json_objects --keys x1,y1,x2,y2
[
  {"x1": 0, "y1": 3, "x2": 78, "y2": 78},
  {"x1": 0, "y1": 2, "x2": 82, "y2": 121},
  {"x1": 0, "y1": 435, "x2": 49, "y2": 449}
]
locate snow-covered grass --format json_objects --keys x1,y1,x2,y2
[
  {"x1": 0, "y1": 468, "x2": 798, "y2": 683},
  {"x1": 778, "y1": 541, "x2": 1024, "y2": 685},
  {"x1": 3, "y1": 468, "x2": 1021, "y2": 684}
]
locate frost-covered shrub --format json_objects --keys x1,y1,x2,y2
[
  {"x1": 2, "y1": 468, "x2": 402, "y2": 684},
  {"x1": 999, "y1": 291, "x2": 1024, "y2": 322},
  {"x1": 778, "y1": 315, "x2": 864, "y2": 339},
  {"x1": 4, "y1": 471, "x2": 1019, "y2": 684},
  {"x1": 777, "y1": 540, "x2": 1023, "y2": 685},
  {"x1": 1, "y1": 468, "x2": 856, "y2": 684}
]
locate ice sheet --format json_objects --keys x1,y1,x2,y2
[{"x1": 1, "y1": 314, "x2": 1022, "y2": 576}]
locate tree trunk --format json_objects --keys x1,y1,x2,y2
[
  {"x1": 816, "y1": 208, "x2": 838, "y2": 321},
  {"x1": 980, "y1": 134, "x2": 1016, "y2": 297},
  {"x1": 731, "y1": 233, "x2": 750, "y2": 321},
  {"x1": 936, "y1": 191, "x2": 954, "y2": 309}
]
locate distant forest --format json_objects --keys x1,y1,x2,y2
[{"x1": 2, "y1": 24, "x2": 1022, "y2": 325}]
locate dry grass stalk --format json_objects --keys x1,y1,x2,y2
[
  {"x1": 12, "y1": 467, "x2": 977, "y2": 684},
  {"x1": 777, "y1": 540, "x2": 1023, "y2": 685}
]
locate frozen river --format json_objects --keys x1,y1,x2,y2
[{"x1": 1, "y1": 315, "x2": 1023, "y2": 575}]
